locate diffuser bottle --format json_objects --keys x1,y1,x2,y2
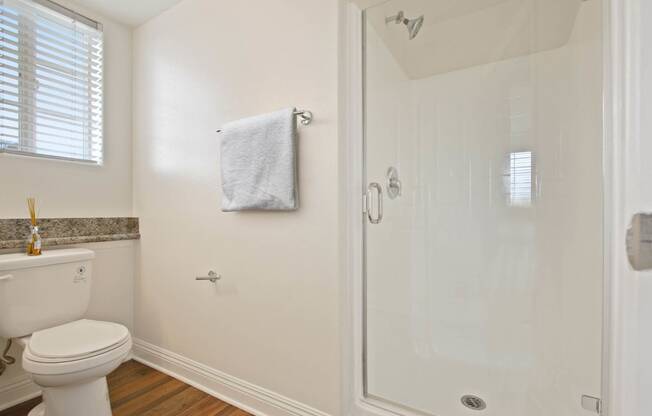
[
  {"x1": 26, "y1": 198, "x2": 42, "y2": 256},
  {"x1": 28, "y1": 226, "x2": 42, "y2": 256}
]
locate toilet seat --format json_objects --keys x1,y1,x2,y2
[
  {"x1": 28, "y1": 319, "x2": 129, "y2": 361},
  {"x1": 22, "y1": 319, "x2": 131, "y2": 376}
]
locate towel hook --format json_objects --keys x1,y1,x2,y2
[{"x1": 216, "y1": 109, "x2": 313, "y2": 133}]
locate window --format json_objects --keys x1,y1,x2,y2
[
  {"x1": 508, "y1": 151, "x2": 534, "y2": 207},
  {"x1": 0, "y1": 0, "x2": 103, "y2": 164}
]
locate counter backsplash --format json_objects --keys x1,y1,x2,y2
[{"x1": 0, "y1": 217, "x2": 140, "y2": 249}]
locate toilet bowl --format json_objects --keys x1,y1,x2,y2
[
  {"x1": 15, "y1": 319, "x2": 132, "y2": 416},
  {"x1": 17, "y1": 319, "x2": 132, "y2": 416}
]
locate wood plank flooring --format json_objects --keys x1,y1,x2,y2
[{"x1": 0, "y1": 360, "x2": 250, "y2": 416}]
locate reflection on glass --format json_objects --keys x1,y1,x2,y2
[{"x1": 508, "y1": 151, "x2": 533, "y2": 207}]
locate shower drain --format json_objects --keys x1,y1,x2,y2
[{"x1": 461, "y1": 395, "x2": 486, "y2": 411}]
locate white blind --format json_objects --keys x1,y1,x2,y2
[{"x1": 0, "y1": 0, "x2": 103, "y2": 163}]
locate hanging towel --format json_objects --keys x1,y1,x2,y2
[{"x1": 220, "y1": 107, "x2": 298, "y2": 211}]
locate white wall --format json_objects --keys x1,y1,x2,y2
[
  {"x1": 0, "y1": 0, "x2": 133, "y2": 219},
  {"x1": 132, "y1": 0, "x2": 341, "y2": 414},
  {"x1": 636, "y1": 0, "x2": 652, "y2": 409}
]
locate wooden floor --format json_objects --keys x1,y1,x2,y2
[{"x1": 0, "y1": 360, "x2": 250, "y2": 416}]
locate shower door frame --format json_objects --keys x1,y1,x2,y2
[{"x1": 339, "y1": 0, "x2": 629, "y2": 414}]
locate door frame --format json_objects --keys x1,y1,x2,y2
[
  {"x1": 340, "y1": 0, "x2": 631, "y2": 414},
  {"x1": 602, "y1": 0, "x2": 647, "y2": 414}
]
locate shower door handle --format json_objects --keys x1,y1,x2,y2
[{"x1": 366, "y1": 183, "x2": 383, "y2": 224}]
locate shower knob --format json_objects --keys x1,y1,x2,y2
[{"x1": 386, "y1": 167, "x2": 402, "y2": 199}]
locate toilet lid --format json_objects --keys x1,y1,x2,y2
[{"x1": 29, "y1": 319, "x2": 130, "y2": 361}]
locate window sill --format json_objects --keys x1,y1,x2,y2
[{"x1": 0, "y1": 149, "x2": 102, "y2": 167}]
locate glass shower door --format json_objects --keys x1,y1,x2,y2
[{"x1": 362, "y1": 1, "x2": 604, "y2": 415}]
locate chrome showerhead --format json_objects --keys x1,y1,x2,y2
[
  {"x1": 406, "y1": 15, "x2": 424, "y2": 39},
  {"x1": 385, "y1": 11, "x2": 425, "y2": 40}
]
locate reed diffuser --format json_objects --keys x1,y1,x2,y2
[{"x1": 26, "y1": 198, "x2": 42, "y2": 256}]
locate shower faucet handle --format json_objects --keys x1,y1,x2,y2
[{"x1": 386, "y1": 167, "x2": 402, "y2": 199}]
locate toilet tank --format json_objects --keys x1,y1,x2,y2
[{"x1": 0, "y1": 248, "x2": 94, "y2": 339}]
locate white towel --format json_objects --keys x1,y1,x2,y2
[{"x1": 220, "y1": 108, "x2": 298, "y2": 211}]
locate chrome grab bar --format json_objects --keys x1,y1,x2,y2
[
  {"x1": 367, "y1": 183, "x2": 383, "y2": 224},
  {"x1": 196, "y1": 271, "x2": 221, "y2": 283}
]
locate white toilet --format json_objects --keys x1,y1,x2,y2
[{"x1": 0, "y1": 248, "x2": 132, "y2": 416}]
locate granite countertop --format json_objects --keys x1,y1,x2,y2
[{"x1": 0, "y1": 217, "x2": 140, "y2": 250}]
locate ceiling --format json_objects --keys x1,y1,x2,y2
[
  {"x1": 360, "y1": 0, "x2": 583, "y2": 79},
  {"x1": 70, "y1": 0, "x2": 184, "y2": 26}
]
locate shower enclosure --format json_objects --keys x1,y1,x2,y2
[{"x1": 359, "y1": 0, "x2": 604, "y2": 415}]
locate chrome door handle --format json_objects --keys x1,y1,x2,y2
[{"x1": 367, "y1": 183, "x2": 383, "y2": 224}]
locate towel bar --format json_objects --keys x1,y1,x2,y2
[{"x1": 216, "y1": 109, "x2": 313, "y2": 133}]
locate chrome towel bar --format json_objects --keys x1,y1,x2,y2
[{"x1": 216, "y1": 109, "x2": 313, "y2": 133}]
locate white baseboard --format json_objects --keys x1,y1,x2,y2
[
  {"x1": 132, "y1": 338, "x2": 330, "y2": 416},
  {"x1": 0, "y1": 374, "x2": 40, "y2": 412}
]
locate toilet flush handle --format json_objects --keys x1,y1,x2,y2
[
  {"x1": 0, "y1": 274, "x2": 12, "y2": 282},
  {"x1": 195, "y1": 271, "x2": 221, "y2": 283}
]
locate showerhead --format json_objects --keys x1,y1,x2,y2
[
  {"x1": 406, "y1": 15, "x2": 424, "y2": 39},
  {"x1": 385, "y1": 11, "x2": 425, "y2": 40}
]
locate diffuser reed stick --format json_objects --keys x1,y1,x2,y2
[{"x1": 26, "y1": 197, "x2": 42, "y2": 256}]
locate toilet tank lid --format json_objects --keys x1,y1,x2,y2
[{"x1": 0, "y1": 248, "x2": 95, "y2": 272}]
